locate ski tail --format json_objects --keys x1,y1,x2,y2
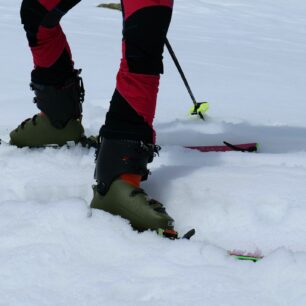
[{"x1": 186, "y1": 142, "x2": 259, "y2": 153}]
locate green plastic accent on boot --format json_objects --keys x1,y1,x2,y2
[
  {"x1": 9, "y1": 114, "x2": 84, "y2": 147},
  {"x1": 90, "y1": 180, "x2": 174, "y2": 231}
]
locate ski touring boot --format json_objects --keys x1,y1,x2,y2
[
  {"x1": 90, "y1": 137, "x2": 176, "y2": 236},
  {"x1": 10, "y1": 70, "x2": 85, "y2": 148}
]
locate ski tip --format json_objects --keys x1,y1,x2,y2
[
  {"x1": 232, "y1": 255, "x2": 263, "y2": 262},
  {"x1": 228, "y1": 250, "x2": 263, "y2": 262}
]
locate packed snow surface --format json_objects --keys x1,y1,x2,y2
[{"x1": 1, "y1": 0, "x2": 306, "y2": 305}]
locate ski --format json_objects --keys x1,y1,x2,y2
[
  {"x1": 228, "y1": 250, "x2": 263, "y2": 262},
  {"x1": 1, "y1": 137, "x2": 259, "y2": 153},
  {"x1": 186, "y1": 142, "x2": 259, "y2": 153},
  {"x1": 158, "y1": 228, "x2": 263, "y2": 262}
]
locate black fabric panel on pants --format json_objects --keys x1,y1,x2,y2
[
  {"x1": 20, "y1": 0, "x2": 47, "y2": 47},
  {"x1": 56, "y1": 0, "x2": 82, "y2": 13},
  {"x1": 123, "y1": 6, "x2": 173, "y2": 75},
  {"x1": 100, "y1": 90, "x2": 154, "y2": 144}
]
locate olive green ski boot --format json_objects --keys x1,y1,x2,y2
[
  {"x1": 90, "y1": 138, "x2": 175, "y2": 232},
  {"x1": 10, "y1": 70, "x2": 85, "y2": 147},
  {"x1": 10, "y1": 114, "x2": 84, "y2": 147}
]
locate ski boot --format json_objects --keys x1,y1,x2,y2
[
  {"x1": 10, "y1": 70, "x2": 85, "y2": 147},
  {"x1": 90, "y1": 138, "x2": 175, "y2": 234}
]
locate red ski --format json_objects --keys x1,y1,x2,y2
[{"x1": 185, "y1": 142, "x2": 259, "y2": 153}]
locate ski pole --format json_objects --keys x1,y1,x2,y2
[{"x1": 165, "y1": 38, "x2": 208, "y2": 120}]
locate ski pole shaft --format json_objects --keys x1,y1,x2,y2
[{"x1": 165, "y1": 38, "x2": 197, "y2": 108}]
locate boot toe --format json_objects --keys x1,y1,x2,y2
[{"x1": 90, "y1": 180, "x2": 174, "y2": 231}]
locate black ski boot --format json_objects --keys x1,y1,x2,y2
[
  {"x1": 10, "y1": 70, "x2": 85, "y2": 147},
  {"x1": 90, "y1": 138, "x2": 175, "y2": 232}
]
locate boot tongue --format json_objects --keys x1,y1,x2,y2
[{"x1": 120, "y1": 174, "x2": 141, "y2": 188}]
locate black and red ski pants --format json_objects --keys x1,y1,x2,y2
[{"x1": 20, "y1": 0, "x2": 173, "y2": 143}]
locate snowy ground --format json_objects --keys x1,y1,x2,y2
[{"x1": 1, "y1": 0, "x2": 306, "y2": 305}]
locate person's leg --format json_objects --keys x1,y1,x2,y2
[
  {"x1": 101, "y1": 0, "x2": 174, "y2": 143},
  {"x1": 91, "y1": 0, "x2": 176, "y2": 234},
  {"x1": 10, "y1": 0, "x2": 85, "y2": 147}
]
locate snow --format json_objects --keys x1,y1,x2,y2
[{"x1": 1, "y1": 0, "x2": 306, "y2": 305}]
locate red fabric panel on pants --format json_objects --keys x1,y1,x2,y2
[
  {"x1": 123, "y1": 0, "x2": 173, "y2": 20},
  {"x1": 32, "y1": 25, "x2": 71, "y2": 68},
  {"x1": 116, "y1": 42, "x2": 159, "y2": 136},
  {"x1": 29, "y1": 0, "x2": 72, "y2": 68},
  {"x1": 116, "y1": 2, "x2": 173, "y2": 142}
]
